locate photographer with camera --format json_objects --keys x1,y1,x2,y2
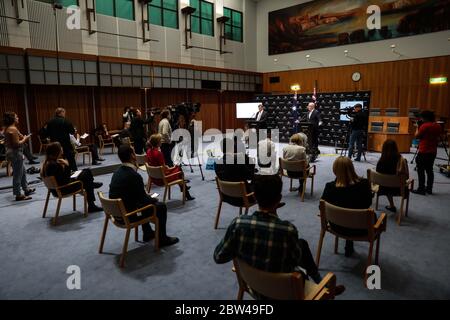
[
  {"x1": 158, "y1": 109, "x2": 174, "y2": 167},
  {"x1": 129, "y1": 108, "x2": 153, "y2": 155},
  {"x1": 412, "y1": 110, "x2": 442, "y2": 195},
  {"x1": 347, "y1": 104, "x2": 368, "y2": 162}
]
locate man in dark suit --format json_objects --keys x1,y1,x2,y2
[
  {"x1": 306, "y1": 102, "x2": 322, "y2": 156},
  {"x1": 254, "y1": 104, "x2": 268, "y2": 130},
  {"x1": 46, "y1": 107, "x2": 77, "y2": 172},
  {"x1": 109, "y1": 144, "x2": 179, "y2": 246}
]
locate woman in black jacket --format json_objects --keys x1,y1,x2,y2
[
  {"x1": 42, "y1": 142, "x2": 103, "y2": 213},
  {"x1": 321, "y1": 156, "x2": 373, "y2": 257}
]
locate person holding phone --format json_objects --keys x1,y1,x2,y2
[{"x1": 3, "y1": 112, "x2": 35, "y2": 201}]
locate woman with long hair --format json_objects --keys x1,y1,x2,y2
[
  {"x1": 41, "y1": 142, "x2": 103, "y2": 212},
  {"x1": 146, "y1": 134, "x2": 194, "y2": 201},
  {"x1": 3, "y1": 112, "x2": 35, "y2": 201},
  {"x1": 376, "y1": 139, "x2": 409, "y2": 213},
  {"x1": 321, "y1": 156, "x2": 373, "y2": 257}
]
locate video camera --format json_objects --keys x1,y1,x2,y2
[
  {"x1": 165, "y1": 102, "x2": 202, "y2": 130},
  {"x1": 339, "y1": 106, "x2": 356, "y2": 116}
]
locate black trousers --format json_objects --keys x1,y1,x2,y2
[
  {"x1": 129, "y1": 202, "x2": 168, "y2": 239},
  {"x1": 298, "y1": 239, "x2": 319, "y2": 277},
  {"x1": 310, "y1": 127, "x2": 319, "y2": 153},
  {"x1": 416, "y1": 152, "x2": 436, "y2": 191},
  {"x1": 63, "y1": 147, "x2": 78, "y2": 172},
  {"x1": 161, "y1": 143, "x2": 174, "y2": 167},
  {"x1": 54, "y1": 169, "x2": 96, "y2": 205},
  {"x1": 133, "y1": 137, "x2": 146, "y2": 155}
]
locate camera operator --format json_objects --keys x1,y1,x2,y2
[
  {"x1": 412, "y1": 110, "x2": 442, "y2": 195},
  {"x1": 347, "y1": 104, "x2": 368, "y2": 162},
  {"x1": 122, "y1": 107, "x2": 134, "y2": 124},
  {"x1": 129, "y1": 108, "x2": 152, "y2": 155},
  {"x1": 158, "y1": 109, "x2": 174, "y2": 167}
]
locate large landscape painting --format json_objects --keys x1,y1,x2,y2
[{"x1": 268, "y1": 0, "x2": 450, "y2": 55}]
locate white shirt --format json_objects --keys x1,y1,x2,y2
[
  {"x1": 256, "y1": 111, "x2": 263, "y2": 122},
  {"x1": 158, "y1": 118, "x2": 172, "y2": 144},
  {"x1": 70, "y1": 134, "x2": 81, "y2": 147}
]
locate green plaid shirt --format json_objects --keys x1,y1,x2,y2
[{"x1": 214, "y1": 211, "x2": 303, "y2": 273}]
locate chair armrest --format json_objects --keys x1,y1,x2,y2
[
  {"x1": 305, "y1": 272, "x2": 336, "y2": 300},
  {"x1": 125, "y1": 203, "x2": 156, "y2": 217},
  {"x1": 374, "y1": 212, "x2": 387, "y2": 230},
  {"x1": 306, "y1": 164, "x2": 316, "y2": 175},
  {"x1": 164, "y1": 172, "x2": 183, "y2": 180},
  {"x1": 245, "y1": 192, "x2": 255, "y2": 198},
  {"x1": 57, "y1": 180, "x2": 83, "y2": 193}
]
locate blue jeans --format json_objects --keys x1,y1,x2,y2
[
  {"x1": 6, "y1": 149, "x2": 28, "y2": 196},
  {"x1": 348, "y1": 130, "x2": 364, "y2": 160}
]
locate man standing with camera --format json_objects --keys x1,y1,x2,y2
[
  {"x1": 129, "y1": 108, "x2": 152, "y2": 155},
  {"x1": 412, "y1": 111, "x2": 442, "y2": 195},
  {"x1": 347, "y1": 104, "x2": 368, "y2": 162}
]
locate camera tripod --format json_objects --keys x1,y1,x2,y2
[
  {"x1": 174, "y1": 143, "x2": 205, "y2": 181},
  {"x1": 335, "y1": 129, "x2": 367, "y2": 161}
]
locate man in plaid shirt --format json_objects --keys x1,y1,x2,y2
[{"x1": 214, "y1": 175, "x2": 325, "y2": 283}]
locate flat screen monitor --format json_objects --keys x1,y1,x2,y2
[
  {"x1": 339, "y1": 101, "x2": 364, "y2": 121},
  {"x1": 236, "y1": 102, "x2": 260, "y2": 119}
]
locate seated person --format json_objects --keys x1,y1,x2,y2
[
  {"x1": 41, "y1": 142, "x2": 103, "y2": 213},
  {"x1": 70, "y1": 128, "x2": 104, "y2": 165},
  {"x1": 95, "y1": 123, "x2": 113, "y2": 145},
  {"x1": 215, "y1": 137, "x2": 256, "y2": 207},
  {"x1": 113, "y1": 121, "x2": 132, "y2": 148},
  {"x1": 214, "y1": 174, "x2": 345, "y2": 297},
  {"x1": 257, "y1": 131, "x2": 276, "y2": 170},
  {"x1": 109, "y1": 144, "x2": 179, "y2": 246},
  {"x1": 376, "y1": 139, "x2": 409, "y2": 213},
  {"x1": 321, "y1": 156, "x2": 373, "y2": 257},
  {"x1": 146, "y1": 134, "x2": 194, "y2": 201},
  {"x1": 282, "y1": 133, "x2": 308, "y2": 192}
]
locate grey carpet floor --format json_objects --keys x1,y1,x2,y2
[{"x1": 0, "y1": 145, "x2": 449, "y2": 300}]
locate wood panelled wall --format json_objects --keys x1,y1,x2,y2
[
  {"x1": 263, "y1": 56, "x2": 450, "y2": 123},
  {"x1": 1, "y1": 83, "x2": 254, "y2": 152}
]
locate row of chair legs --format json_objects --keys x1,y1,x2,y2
[{"x1": 42, "y1": 190, "x2": 87, "y2": 225}]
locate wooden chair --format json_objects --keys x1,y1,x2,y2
[
  {"x1": 38, "y1": 135, "x2": 50, "y2": 154},
  {"x1": 233, "y1": 258, "x2": 337, "y2": 300},
  {"x1": 136, "y1": 154, "x2": 147, "y2": 168},
  {"x1": 98, "y1": 192, "x2": 159, "y2": 268},
  {"x1": 98, "y1": 135, "x2": 115, "y2": 155},
  {"x1": 316, "y1": 200, "x2": 387, "y2": 283},
  {"x1": 367, "y1": 169, "x2": 414, "y2": 225},
  {"x1": 279, "y1": 158, "x2": 316, "y2": 201},
  {"x1": 75, "y1": 145, "x2": 91, "y2": 166},
  {"x1": 42, "y1": 176, "x2": 88, "y2": 225},
  {"x1": 214, "y1": 177, "x2": 256, "y2": 229},
  {"x1": 145, "y1": 163, "x2": 186, "y2": 204}
]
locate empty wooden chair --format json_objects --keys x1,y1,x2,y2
[
  {"x1": 279, "y1": 158, "x2": 316, "y2": 201},
  {"x1": 42, "y1": 176, "x2": 88, "y2": 225},
  {"x1": 98, "y1": 135, "x2": 115, "y2": 155},
  {"x1": 233, "y1": 258, "x2": 337, "y2": 300},
  {"x1": 214, "y1": 177, "x2": 256, "y2": 229},
  {"x1": 38, "y1": 135, "x2": 50, "y2": 154},
  {"x1": 316, "y1": 200, "x2": 387, "y2": 283},
  {"x1": 367, "y1": 169, "x2": 414, "y2": 225},
  {"x1": 145, "y1": 163, "x2": 186, "y2": 204},
  {"x1": 98, "y1": 192, "x2": 159, "y2": 268},
  {"x1": 75, "y1": 145, "x2": 91, "y2": 166}
]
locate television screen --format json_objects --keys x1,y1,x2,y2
[
  {"x1": 236, "y1": 103, "x2": 260, "y2": 119},
  {"x1": 339, "y1": 101, "x2": 364, "y2": 121}
]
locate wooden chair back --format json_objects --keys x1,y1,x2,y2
[
  {"x1": 319, "y1": 200, "x2": 376, "y2": 240},
  {"x1": 233, "y1": 258, "x2": 334, "y2": 300},
  {"x1": 279, "y1": 158, "x2": 307, "y2": 177},
  {"x1": 136, "y1": 154, "x2": 147, "y2": 167},
  {"x1": 98, "y1": 191, "x2": 129, "y2": 226},
  {"x1": 145, "y1": 164, "x2": 166, "y2": 181},
  {"x1": 42, "y1": 176, "x2": 59, "y2": 190},
  {"x1": 216, "y1": 178, "x2": 247, "y2": 198},
  {"x1": 367, "y1": 169, "x2": 405, "y2": 189}
]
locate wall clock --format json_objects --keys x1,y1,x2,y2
[{"x1": 352, "y1": 72, "x2": 361, "y2": 82}]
